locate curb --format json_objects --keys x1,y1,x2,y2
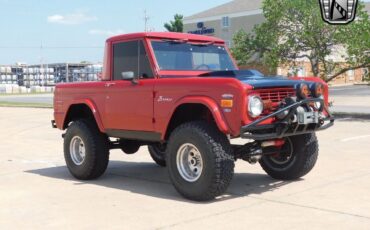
[
  {"x1": 328, "y1": 83, "x2": 369, "y2": 87},
  {"x1": 354, "y1": 83, "x2": 370, "y2": 86},
  {"x1": 328, "y1": 83, "x2": 354, "y2": 87},
  {"x1": 332, "y1": 112, "x2": 370, "y2": 120},
  {"x1": 0, "y1": 103, "x2": 53, "y2": 109}
]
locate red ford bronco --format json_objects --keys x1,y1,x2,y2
[{"x1": 52, "y1": 32, "x2": 334, "y2": 201}]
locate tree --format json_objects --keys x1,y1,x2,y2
[
  {"x1": 164, "y1": 14, "x2": 184, "y2": 32},
  {"x1": 232, "y1": 0, "x2": 370, "y2": 82}
]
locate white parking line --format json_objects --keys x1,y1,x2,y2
[{"x1": 340, "y1": 135, "x2": 370, "y2": 142}]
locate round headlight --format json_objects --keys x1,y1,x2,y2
[
  {"x1": 248, "y1": 96, "x2": 264, "y2": 118},
  {"x1": 310, "y1": 83, "x2": 324, "y2": 98},
  {"x1": 296, "y1": 83, "x2": 310, "y2": 99}
]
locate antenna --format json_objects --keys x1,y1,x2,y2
[{"x1": 144, "y1": 9, "x2": 150, "y2": 32}]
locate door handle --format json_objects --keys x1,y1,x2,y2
[{"x1": 105, "y1": 82, "x2": 116, "y2": 87}]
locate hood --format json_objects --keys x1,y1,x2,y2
[
  {"x1": 199, "y1": 70, "x2": 308, "y2": 89},
  {"x1": 240, "y1": 76, "x2": 307, "y2": 89}
]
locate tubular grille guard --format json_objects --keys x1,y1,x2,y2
[{"x1": 240, "y1": 98, "x2": 335, "y2": 140}]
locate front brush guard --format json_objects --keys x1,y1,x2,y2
[{"x1": 240, "y1": 98, "x2": 334, "y2": 140}]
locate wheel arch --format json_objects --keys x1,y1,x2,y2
[
  {"x1": 62, "y1": 100, "x2": 104, "y2": 132},
  {"x1": 163, "y1": 97, "x2": 229, "y2": 140}
]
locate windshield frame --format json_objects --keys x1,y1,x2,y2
[{"x1": 148, "y1": 39, "x2": 238, "y2": 74}]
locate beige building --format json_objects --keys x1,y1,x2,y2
[
  {"x1": 184, "y1": 0, "x2": 370, "y2": 84},
  {"x1": 184, "y1": 0, "x2": 264, "y2": 47}
]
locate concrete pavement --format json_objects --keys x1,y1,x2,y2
[
  {"x1": 0, "y1": 107, "x2": 370, "y2": 229},
  {"x1": 329, "y1": 95, "x2": 370, "y2": 115}
]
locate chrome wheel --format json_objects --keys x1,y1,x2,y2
[
  {"x1": 176, "y1": 143, "x2": 203, "y2": 182},
  {"x1": 69, "y1": 136, "x2": 86, "y2": 165}
]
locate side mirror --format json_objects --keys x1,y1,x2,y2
[
  {"x1": 121, "y1": 71, "x2": 134, "y2": 80},
  {"x1": 121, "y1": 71, "x2": 138, "y2": 84}
]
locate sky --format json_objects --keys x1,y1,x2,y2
[
  {"x1": 0, "y1": 0, "x2": 369, "y2": 65},
  {"x1": 0, "y1": 0, "x2": 229, "y2": 65}
]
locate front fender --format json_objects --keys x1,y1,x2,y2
[{"x1": 166, "y1": 96, "x2": 230, "y2": 135}]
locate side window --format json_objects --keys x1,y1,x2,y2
[
  {"x1": 222, "y1": 16, "x2": 230, "y2": 28},
  {"x1": 113, "y1": 41, "x2": 138, "y2": 80},
  {"x1": 139, "y1": 41, "x2": 154, "y2": 78},
  {"x1": 113, "y1": 40, "x2": 154, "y2": 80}
]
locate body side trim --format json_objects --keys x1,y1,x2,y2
[{"x1": 106, "y1": 129, "x2": 162, "y2": 142}]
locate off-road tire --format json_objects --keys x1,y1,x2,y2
[
  {"x1": 166, "y1": 121, "x2": 235, "y2": 201},
  {"x1": 64, "y1": 119, "x2": 109, "y2": 180},
  {"x1": 148, "y1": 144, "x2": 166, "y2": 167},
  {"x1": 260, "y1": 133, "x2": 318, "y2": 180}
]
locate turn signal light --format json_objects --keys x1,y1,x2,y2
[{"x1": 221, "y1": 99, "x2": 233, "y2": 108}]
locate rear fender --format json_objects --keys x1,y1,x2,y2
[{"x1": 63, "y1": 99, "x2": 105, "y2": 132}]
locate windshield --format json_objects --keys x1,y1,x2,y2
[{"x1": 151, "y1": 41, "x2": 237, "y2": 71}]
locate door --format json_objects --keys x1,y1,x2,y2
[{"x1": 104, "y1": 40, "x2": 155, "y2": 132}]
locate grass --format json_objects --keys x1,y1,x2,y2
[{"x1": 0, "y1": 101, "x2": 52, "y2": 108}]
